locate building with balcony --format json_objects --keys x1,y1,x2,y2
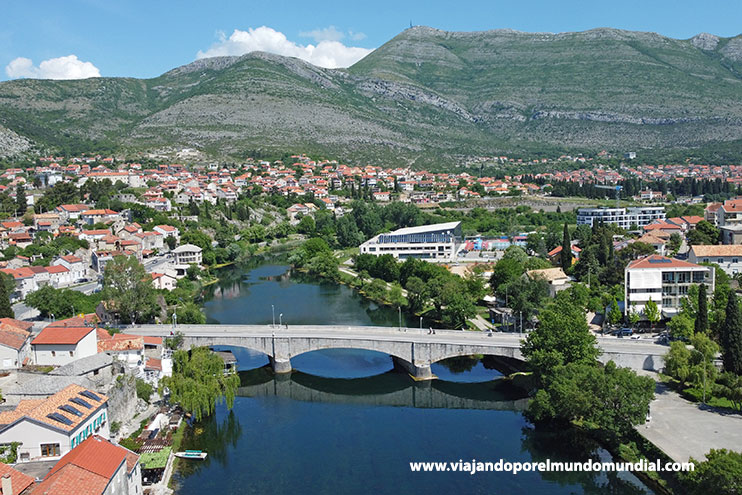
[
  {"x1": 624, "y1": 255, "x2": 715, "y2": 318},
  {"x1": 359, "y1": 221, "x2": 462, "y2": 261},
  {"x1": 577, "y1": 206, "x2": 665, "y2": 229},
  {"x1": 172, "y1": 244, "x2": 203, "y2": 265},
  {"x1": 688, "y1": 245, "x2": 742, "y2": 277}
]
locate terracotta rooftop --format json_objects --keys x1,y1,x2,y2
[
  {"x1": 32, "y1": 326, "x2": 94, "y2": 346},
  {"x1": 30, "y1": 463, "x2": 108, "y2": 495},
  {"x1": 627, "y1": 255, "x2": 706, "y2": 270},
  {"x1": 690, "y1": 244, "x2": 742, "y2": 257},
  {"x1": 0, "y1": 384, "x2": 107, "y2": 433},
  {"x1": 0, "y1": 462, "x2": 35, "y2": 495},
  {"x1": 96, "y1": 329, "x2": 143, "y2": 352}
]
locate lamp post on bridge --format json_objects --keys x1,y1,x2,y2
[
  {"x1": 272, "y1": 305, "x2": 275, "y2": 328},
  {"x1": 279, "y1": 313, "x2": 283, "y2": 328},
  {"x1": 398, "y1": 307, "x2": 402, "y2": 332}
]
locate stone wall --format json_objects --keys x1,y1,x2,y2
[{"x1": 106, "y1": 372, "x2": 137, "y2": 427}]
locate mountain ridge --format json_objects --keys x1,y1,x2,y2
[{"x1": 2, "y1": 26, "x2": 742, "y2": 164}]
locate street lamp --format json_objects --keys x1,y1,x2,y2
[
  {"x1": 272, "y1": 305, "x2": 275, "y2": 328},
  {"x1": 279, "y1": 313, "x2": 283, "y2": 328},
  {"x1": 173, "y1": 312, "x2": 177, "y2": 328},
  {"x1": 398, "y1": 307, "x2": 402, "y2": 332},
  {"x1": 50, "y1": 313, "x2": 55, "y2": 323},
  {"x1": 419, "y1": 316, "x2": 423, "y2": 330}
]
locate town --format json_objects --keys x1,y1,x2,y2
[{"x1": 0, "y1": 149, "x2": 737, "y2": 493}]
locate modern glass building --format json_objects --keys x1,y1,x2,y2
[
  {"x1": 577, "y1": 206, "x2": 665, "y2": 229},
  {"x1": 359, "y1": 221, "x2": 462, "y2": 260}
]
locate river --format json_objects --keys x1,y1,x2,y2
[{"x1": 171, "y1": 259, "x2": 654, "y2": 494}]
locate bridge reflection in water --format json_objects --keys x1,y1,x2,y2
[{"x1": 236, "y1": 366, "x2": 530, "y2": 411}]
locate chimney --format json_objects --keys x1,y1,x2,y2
[{"x1": 2, "y1": 474, "x2": 12, "y2": 495}]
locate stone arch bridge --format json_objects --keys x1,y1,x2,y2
[{"x1": 127, "y1": 324, "x2": 667, "y2": 380}]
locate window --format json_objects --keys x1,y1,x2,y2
[
  {"x1": 51, "y1": 351, "x2": 56, "y2": 357},
  {"x1": 734, "y1": 259, "x2": 739, "y2": 264},
  {"x1": 69, "y1": 351, "x2": 74, "y2": 357},
  {"x1": 41, "y1": 443, "x2": 60, "y2": 457}
]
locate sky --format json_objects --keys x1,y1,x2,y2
[{"x1": 1, "y1": 0, "x2": 741, "y2": 81}]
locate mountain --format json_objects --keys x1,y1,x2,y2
[{"x1": 2, "y1": 26, "x2": 742, "y2": 165}]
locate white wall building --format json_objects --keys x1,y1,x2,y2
[
  {"x1": 577, "y1": 206, "x2": 666, "y2": 229},
  {"x1": 624, "y1": 255, "x2": 715, "y2": 318},
  {"x1": 31, "y1": 326, "x2": 98, "y2": 366},
  {"x1": 359, "y1": 221, "x2": 462, "y2": 261},
  {"x1": 172, "y1": 244, "x2": 203, "y2": 265},
  {"x1": 688, "y1": 245, "x2": 742, "y2": 277},
  {"x1": 0, "y1": 384, "x2": 109, "y2": 463}
]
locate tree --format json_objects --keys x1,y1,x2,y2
[
  {"x1": 695, "y1": 283, "x2": 708, "y2": 334},
  {"x1": 165, "y1": 236, "x2": 177, "y2": 251},
  {"x1": 489, "y1": 258, "x2": 523, "y2": 297},
  {"x1": 388, "y1": 284, "x2": 406, "y2": 309},
  {"x1": 176, "y1": 302, "x2": 206, "y2": 324},
  {"x1": 14, "y1": 184, "x2": 26, "y2": 216},
  {"x1": 405, "y1": 276, "x2": 427, "y2": 313},
  {"x1": 667, "y1": 233, "x2": 682, "y2": 254},
  {"x1": 687, "y1": 220, "x2": 720, "y2": 245},
  {"x1": 721, "y1": 290, "x2": 742, "y2": 374},
  {"x1": 0, "y1": 272, "x2": 13, "y2": 319},
  {"x1": 682, "y1": 449, "x2": 742, "y2": 495},
  {"x1": 689, "y1": 332, "x2": 719, "y2": 403},
  {"x1": 502, "y1": 245, "x2": 528, "y2": 264},
  {"x1": 136, "y1": 378, "x2": 153, "y2": 402},
  {"x1": 716, "y1": 372, "x2": 742, "y2": 411},
  {"x1": 560, "y1": 223, "x2": 572, "y2": 271},
  {"x1": 607, "y1": 299, "x2": 623, "y2": 326},
  {"x1": 667, "y1": 313, "x2": 695, "y2": 341},
  {"x1": 160, "y1": 347, "x2": 240, "y2": 421},
  {"x1": 522, "y1": 300, "x2": 600, "y2": 379},
  {"x1": 296, "y1": 215, "x2": 316, "y2": 235},
  {"x1": 644, "y1": 298, "x2": 660, "y2": 330},
  {"x1": 441, "y1": 292, "x2": 476, "y2": 329},
  {"x1": 102, "y1": 255, "x2": 158, "y2": 324},
  {"x1": 664, "y1": 341, "x2": 692, "y2": 383}
]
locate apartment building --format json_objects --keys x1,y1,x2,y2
[
  {"x1": 624, "y1": 255, "x2": 715, "y2": 318},
  {"x1": 359, "y1": 221, "x2": 462, "y2": 261},
  {"x1": 577, "y1": 206, "x2": 666, "y2": 229}
]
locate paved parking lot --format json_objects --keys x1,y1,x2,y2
[{"x1": 637, "y1": 381, "x2": 742, "y2": 462}]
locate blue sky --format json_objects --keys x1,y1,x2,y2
[{"x1": 2, "y1": 0, "x2": 741, "y2": 80}]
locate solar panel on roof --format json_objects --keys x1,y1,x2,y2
[
  {"x1": 79, "y1": 390, "x2": 101, "y2": 401},
  {"x1": 70, "y1": 397, "x2": 92, "y2": 409},
  {"x1": 59, "y1": 404, "x2": 82, "y2": 416},
  {"x1": 648, "y1": 258, "x2": 672, "y2": 263},
  {"x1": 47, "y1": 412, "x2": 73, "y2": 425}
]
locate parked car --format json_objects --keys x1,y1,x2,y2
[{"x1": 614, "y1": 327, "x2": 633, "y2": 338}]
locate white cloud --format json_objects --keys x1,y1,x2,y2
[
  {"x1": 197, "y1": 26, "x2": 373, "y2": 69},
  {"x1": 348, "y1": 31, "x2": 367, "y2": 41},
  {"x1": 5, "y1": 55, "x2": 100, "y2": 80},
  {"x1": 299, "y1": 26, "x2": 345, "y2": 43}
]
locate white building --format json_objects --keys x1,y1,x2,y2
[
  {"x1": 0, "y1": 319, "x2": 32, "y2": 369},
  {"x1": 31, "y1": 434, "x2": 141, "y2": 495},
  {"x1": 0, "y1": 384, "x2": 109, "y2": 463},
  {"x1": 359, "y1": 221, "x2": 462, "y2": 261},
  {"x1": 31, "y1": 326, "x2": 98, "y2": 366},
  {"x1": 577, "y1": 206, "x2": 666, "y2": 229},
  {"x1": 624, "y1": 255, "x2": 715, "y2": 318},
  {"x1": 688, "y1": 245, "x2": 742, "y2": 277},
  {"x1": 172, "y1": 244, "x2": 203, "y2": 265},
  {"x1": 51, "y1": 254, "x2": 87, "y2": 282}
]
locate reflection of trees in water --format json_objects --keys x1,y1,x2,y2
[
  {"x1": 177, "y1": 410, "x2": 243, "y2": 479},
  {"x1": 436, "y1": 355, "x2": 481, "y2": 374},
  {"x1": 520, "y1": 426, "x2": 651, "y2": 495}
]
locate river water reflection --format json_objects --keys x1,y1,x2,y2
[{"x1": 171, "y1": 260, "x2": 653, "y2": 495}]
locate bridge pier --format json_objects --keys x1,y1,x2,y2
[
  {"x1": 392, "y1": 356, "x2": 434, "y2": 381},
  {"x1": 270, "y1": 357, "x2": 292, "y2": 374}
]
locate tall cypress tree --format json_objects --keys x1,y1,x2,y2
[
  {"x1": 721, "y1": 290, "x2": 742, "y2": 374},
  {"x1": 695, "y1": 283, "x2": 708, "y2": 334},
  {"x1": 560, "y1": 223, "x2": 571, "y2": 272},
  {"x1": 0, "y1": 274, "x2": 14, "y2": 319}
]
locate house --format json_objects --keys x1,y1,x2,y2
[
  {"x1": 688, "y1": 245, "x2": 742, "y2": 277},
  {"x1": 55, "y1": 204, "x2": 89, "y2": 222},
  {"x1": 720, "y1": 225, "x2": 742, "y2": 245},
  {"x1": 525, "y1": 267, "x2": 571, "y2": 298},
  {"x1": 79, "y1": 209, "x2": 121, "y2": 226},
  {"x1": 705, "y1": 202, "x2": 722, "y2": 226},
  {"x1": 716, "y1": 198, "x2": 742, "y2": 228},
  {"x1": 0, "y1": 384, "x2": 109, "y2": 463},
  {"x1": 151, "y1": 272, "x2": 177, "y2": 291},
  {"x1": 0, "y1": 318, "x2": 33, "y2": 369},
  {"x1": 624, "y1": 255, "x2": 715, "y2": 318},
  {"x1": 547, "y1": 245, "x2": 581, "y2": 264},
  {"x1": 0, "y1": 462, "x2": 35, "y2": 495},
  {"x1": 0, "y1": 267, "x2": 38, "y2": 301},
  {"x1": 153, "y1": 225, "x2": 179, "y2": 243},
  {"x1": 46, "y1": 264, "x2": 73, "y2": 288},
  {"x1": 51, "y1": 255, "x2": 87, "y2": 282},
  {"x1": 31, "y1": 326, "x2": 97, "y2": 366},
  {"x1": 96, "y1": 329, "x2": 144, "y2": 367},
  {"x1": 636, "y1": 233, "x2": 668, "y2": 256},
  {"x1": 172, "y1": 244, "x2": 202, "y2": 265},
  {"x1": 30, "y1": 435, "x2": 140, "y2": 495}
]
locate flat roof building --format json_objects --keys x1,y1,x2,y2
[
  {"x1": 359, "y1": 221, "x2": 462, "y2": 261},
  {"x1": 577, "y1": 206, "x2": 665, "y2": 229},
  {"x1": 625, "y1": 255, "x2": 714, "y2": 318}
]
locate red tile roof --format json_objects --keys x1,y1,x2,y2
[
  {"x1": 0, "y1": 462, "x2": 35, "y2": 495},
  {"x1": 32, "y1": 326, "x2": 94, "y2": 345},
  {"x1": 627, "y1": 255, "x2": 706, "y2": 270},
  {"x1": 31, "y1": 464, "x2": 108, "y2": 495}
]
